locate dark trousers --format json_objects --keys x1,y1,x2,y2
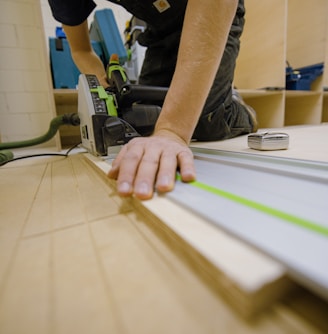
[{"x1": 138, "y1": 5, "x2": 254, "y2": 141}]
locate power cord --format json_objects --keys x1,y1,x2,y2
[
  {"x1": 0, "y1": 113, "x2": 81, "y2": 166},
  {"x1": 0, "y1": 142, "x2": 85, "y2": 167}
]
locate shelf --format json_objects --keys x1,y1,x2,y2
[
  {"x1": 53, "y1": 89, "x2": 80, "y2": 147},
  {"x1": 234, "y1": 0, "x2": 286, "y2": 90},
  {"x1": 241, "y1": 93, "x2": 285, "y2": 129},
  {"x1": 234, "y1": 0, "x2": 327, "y2": 129},
  {"x1": 285, "y1": 92, "x2": 322, "y2": 126},
  {"x1": 53, "y1": 89, "x2": 78, "y2": 105},
  {"x1": 323, "y1": 93, "x2": 328, "y2": 122},
  {"x1": 238, "y1": 89, "x2": 284, "y2": 99},
  {"x1": 285, "y1": 90, "x2": 323, "y2": 98}
]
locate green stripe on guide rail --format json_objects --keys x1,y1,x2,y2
[{"x1": 177, "y1": 175, "x2": 328, "y2": 238}]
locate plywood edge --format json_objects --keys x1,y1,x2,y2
[{"x1": 82, "y1": 153, "x2": 295, "y2": 318}]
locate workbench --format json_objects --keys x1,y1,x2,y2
[{"x1": 1, "y1": 124, "x2": 327, "y2": 333}]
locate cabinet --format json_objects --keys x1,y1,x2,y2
[{"x1": 234, "y1": 0, "x2": 328, "y2": 128}]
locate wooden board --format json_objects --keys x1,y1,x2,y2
[
  {"x1": 85, "y1": 154, "x2": 294, "y2": 317},
  {"x1": 1, "y1": 147, "x2": 327, "y2": 333}
]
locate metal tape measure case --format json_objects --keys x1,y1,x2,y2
[{"x1": 248, "y1": 132, "x2": 289, "y2": 151}]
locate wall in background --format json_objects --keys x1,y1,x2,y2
[
  {"x1": 0, "y1": 0, "x2": 130, "y2": 145},
  {"x1": 0, "y1": 0, "x2": 57, "y2": 144}
]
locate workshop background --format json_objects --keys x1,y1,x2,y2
[
  {"x1": 1, "y1": 1, "x2": 328, "y2": 333},
  {"x1": 0, "y1": 0, "x2": 130, "y2": 145},
  {"x1": 0, "y1": 0, "x2": 327, "y2": 146}
]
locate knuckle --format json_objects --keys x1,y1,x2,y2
[
  {"x1": 178, "y1": 149, "x2": 192, "y2": 160},
  {"x1": 123, "y1": 149, "x2": 140, "y2": 162}
]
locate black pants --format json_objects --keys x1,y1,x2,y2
[{"x1": 138, "y1": 5, "x2": 255, "y2": 141}]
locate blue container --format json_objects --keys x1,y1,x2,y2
[
  {"x1": 49, "y1": 37, "x2": 105, "y2": 89},
  {"x1": 286, "y1": 63, "x2": 324, "y2": 91},
  {"x1": 89, "y1": 9, "x2": 127, "y2": 65}
]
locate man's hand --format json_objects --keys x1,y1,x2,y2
[{"x1": 107, "y1": 131, "x2": 196, "y2": 200}]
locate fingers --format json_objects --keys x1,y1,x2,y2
[
  {"x1": 155, "y1": 148, "x2": 195, "y2": 192},
  {"x1": 108, "y1": 138, "x2": 161, "y2": 199},
  {"x1": 155, "y1": 150, "x2": 178, "y2": 193},
  {"x1": 133, "y1": 152, "x2": 160, "y2": 199},
  {"x1": 107, "y1": 137, "x2": 196, "y2": 200},
  {"x1": 109, "y1": 142, "x2": 145, "y2": 197},
  {"x1": 177, "y1": 150, "x2": 196, "y2": 182}
]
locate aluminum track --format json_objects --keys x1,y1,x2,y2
[{"x1": 165, "y1": 148, "x2": 328, "y2": 301}]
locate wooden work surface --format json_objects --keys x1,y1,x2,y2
[
  {"x1": 191, "y1": 123, "x2": 328, "y2": 162},
  {"x1": 1, "y1": 125, "x2": 328, "y2": 333}
]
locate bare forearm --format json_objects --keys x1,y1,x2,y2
[
  {"x1": 62, "y1": 23, "x2": 108, "y2": 87},
  {"x1": 155, "y1": 0, "x2": 238, "y2": 143},
  {"x1": 71, "y1": 49, "x2": 108, "y2": 86}
]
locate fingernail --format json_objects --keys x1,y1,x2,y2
[
  {"x1": 135, "y1": 182, "x2": 149, "y2": 196},
  {"x1": 118, "y1": 181, "x2": 131, "y2": 194},
  {"x1": 158, "y1": 175, "x2": 170, "y2": 187},
  {"x1": 182, "y1": 169, "x2": 196, "y2": 181},
  {"x1": 157, "y1": 175, "x2": 170, "y2": 188}
]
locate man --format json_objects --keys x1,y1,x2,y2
[{"x1": 48, "y1": 0, "x2": 257, "y2": 200}]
